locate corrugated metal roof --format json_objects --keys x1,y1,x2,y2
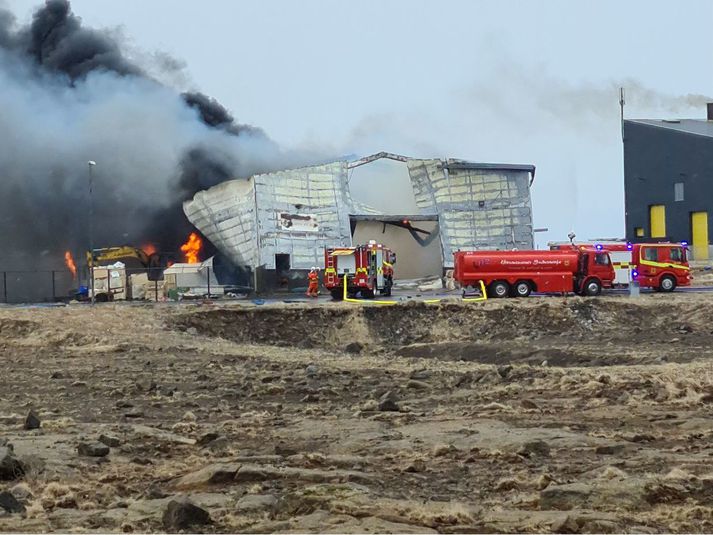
[{"x1": 627, "y1": 119, "x2": 713, "y2": 138}]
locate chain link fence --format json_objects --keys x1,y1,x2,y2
[{"x1": 0, "y1": 266, "x2": 254, "y2": 304}]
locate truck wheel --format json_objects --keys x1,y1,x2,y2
[
  {"x1": 489, "y1": 281, "x2": 510, "y2": 298},
  {"x1": 330, "y1": 288, "x2": 344, "y2": 301},
  {"x1": 658, "y1": 275, "x2": 676, "y2": 292},
  {"x1": 583, "y1": 279, "x2": 602, "y2": 296},
  {"x1": 514, "y1": 281, "x2": 531, "y2": 297}
]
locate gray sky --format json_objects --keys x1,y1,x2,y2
[{"x1": 8, "y1": 0, "x2": 713, "y2": 245}]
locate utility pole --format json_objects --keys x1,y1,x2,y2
[
  {"x1": 88, "y1": 160, "x2": 96, "y2": 305},
  {"x1": 619, "y1": 87, "x2": 626, "y2": 142}
]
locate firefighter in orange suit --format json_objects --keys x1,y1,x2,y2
[{"x1": 306, "y1": 267, "x2": 320, "y2": 297}]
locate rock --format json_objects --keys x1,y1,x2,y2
[
  {"x1": 595, "y1": 444, "x2": 626, "y2": 455},
  {"x1": 49, "y1": 371, "x2": 63, "y2": 379},
  {"x1": 378, "y1": 390, "x2": 400, "y2": 412},
  {"x1": 360, "y1": 400, "x2": 378, "y2": 412},
  {"x1": 235, "y1": 464, "x2": 281, "y2": 482},
  {"x1": 185, "y1": 327, "x2": 198, "y2": 336},
  {"x1": 517, "y1": 440, "x2": 550, "y2": 458},
  {"x1": 432, "y1": 443, "x2": 457, "y2": 457},
  {"x1": 174, "y1": 463, "x2": 240, "y2": 489},
  {"x1": 136, "y1": 379, "x2": 157, "y2": 393},
  {"x1": 99, "y1": 434, "x2": 121, "y2": 448},
  {"x1": 497, "y1": 365, "x2": 513, "y2": 378},
  {"x1": 0, "y1": 490, "x2": 25, "y2": 514},
  {"x1": 182, "y1": 411, "x2": 197, "y2": 422},
  {"x1": 236, "y1": 493, "x2": 278, "y2": 513},
  {"x1": 206, "y1": 437, "x2": 230, "y2": 452},
  {"x1": 551, "y1": 514, "x2": 580, "y2": 533},
  {"x1": 535, "y1": 473, "x2": 553, "y2": 490},
  {"x1": 345, "y1": 342, "x2": 364, "y2": 354},
  {"x1": 521, "y1": 399, "x2": 539, "y2": 410},
  {"x1": 0, "y1": 447, "x2": 25, "y2": 480},
  {"x1": 580, "y1": 519, "x2": 620, "y2": 533},
  {"x1": 494, "y1": 477, "x2": 520, "y2": 491},
  {"x1": 124, "y1": 409, "x2": 144, "y2": 419},
  {"x1": 406, "y1": 380, "x2": 431, "y2": 390},
  {"x1": 23, "y1": 410, "x2": 41, "y2": 430},
  {"x1": 77, "y1": 441, "x2": 110, "y2": 457},
  {"x1": 409, "y1": 369, "x2": 431, "y2": 380},
  {"x1": 402, "y1": 458, "x2": 427, "y2": 473},
  {"x1": 162, "y1": 499, "x2": 211, "y2": 531},
  {"x1": 301, "y1": 394, "x2": 320, "y2": 402},
  {"x1": 196, "y1": 432, "x2": 221, "y2": 446},
  {"x1": 305, "y1": 364, "x2": 318, "y2": 378},
  {"x1": 9, "y1": 483, "x2": 33, "y2": 501},
  {"x1": 540, "y1": 483, "x2": 592, "y2": 510},
  {"x1": 454, "y1": 372, "x2": 473, "y2": 388},
  {"x1": 143, "y1": 485, "x2": 168, "y2": 500}
]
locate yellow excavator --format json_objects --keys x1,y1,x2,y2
[{"x1": 86, "y1": 246, "x2": 167, "y2": 280}]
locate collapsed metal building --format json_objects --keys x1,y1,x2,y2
[{"x1": 184, "y1": 152, "x2": 535, "y2": 288}]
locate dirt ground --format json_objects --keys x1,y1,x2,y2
[{"x1": 2, "y1": 294, "x2": 713, "y2": 533}]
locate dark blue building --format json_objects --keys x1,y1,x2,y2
[{"x1": 624, "y1": 105, "x2": 713, "y2": 260}]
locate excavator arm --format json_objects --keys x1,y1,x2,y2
[{"x1": 87, "y1": 246, "x2": 150, "y2": 267}]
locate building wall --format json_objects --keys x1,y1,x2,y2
[
  {"x1": 184, "y1": 162, "x2": 355, "y2": 271},
  {"x1": 407, "y1": 159, "x2": 534, "y2": 267},
  {"x1": 253, "y1": 162, "x2": 354, "y2": 269},
  {"x1": 183, "y1": 178, "x2": 258, "y2": 268},
  {"x1": 351, "y1": 221, "x2": 442, "y2": 279},
  {"x1": 624, "y1": 121, "x2": 713, "y2": 258},
  {"x1": 186, "y1": 157, "x2": 536, "y2": 279}
]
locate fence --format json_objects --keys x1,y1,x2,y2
[
  {"x1": 0, "y1": 266, "x2": 254, "y2": 304},
  {"x1": 0, "y1": 270, "x2": 77, "y2": 304}
]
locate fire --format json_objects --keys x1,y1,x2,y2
[
  {"x1": 64, "y1": 251, "x2": 77, "y2": 279},
  {"x1": 142, "y1": 243, "x2": 157, "y2": 256},
  {"x1": 180, "y1": 232, "x2": 202, "y2": 264}
]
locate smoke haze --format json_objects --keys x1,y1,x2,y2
[{"x1": 0, "y1": 0, "x2": 309, "y2": 268}]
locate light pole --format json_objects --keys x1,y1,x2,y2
[{"x1": 88, "y1": 160, "x2": 96, "y2": 305}]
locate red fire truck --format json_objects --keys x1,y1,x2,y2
[
  {"x1": 548, "y1": 241, "x2": 691, "y2": 292},
  {"x1": 453, "y1": 249, "x2": 615, "y2": 297},
  {"x1": 324, "y1": 242, "x2": 396, "y2": 300}
]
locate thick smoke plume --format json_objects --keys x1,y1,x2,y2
[{"x1": 0, "y1": 0, "x2": 296, "y2": 268}]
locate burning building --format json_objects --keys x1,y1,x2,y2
[{"x1": 184, "y1": 152, "x2": 535, "y2": 290}]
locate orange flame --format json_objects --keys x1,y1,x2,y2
[
  {"x1": 64, "y1": 251, "x2": 77, "y2": 279},
  {"x1": 142, "y1": 243, "x2": 157, "y2": 256},
  {"x1": 180, "y1": 232, "x2": 202, "y2": 264}
]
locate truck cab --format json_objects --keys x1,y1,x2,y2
[
  {"x1": 633, "y1": 244, "x2": 690, "y2": 292},
  {"x1": 576, "y1": 250, "x2": 616, "y2": 295}
]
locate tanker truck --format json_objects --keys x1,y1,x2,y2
[{"x1": 453, "y1": 248, "x2": 615, "y2": 298}]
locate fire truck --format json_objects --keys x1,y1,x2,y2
[
  {"x1": 453, "y1": 248, "x2": 615, "y2": 297},
  {"x1": 324, "y1": 242, "x2": 396, "y2": 300},
  {"x1": 548, "y1": 240, "x2": 691, "y2": 292}
]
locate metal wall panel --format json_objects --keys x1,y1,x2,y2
[{"x1": 407, "y1": 159, "x2": 534, "y2": 267}]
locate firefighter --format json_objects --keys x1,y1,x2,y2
[
  {"x1": 382, "y1": 256, "x2": 394, "y2": 296},
  {"x1": 306, "y1": 267, "x2": 320, "y2": 298}
]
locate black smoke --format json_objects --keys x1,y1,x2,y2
[{"x1": 0, "y1": 0, "x2": 285, "y2": 269}]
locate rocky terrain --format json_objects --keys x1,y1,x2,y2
[{"x1": 2, "y1": 294, "x2": 713, "y2": 532}]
